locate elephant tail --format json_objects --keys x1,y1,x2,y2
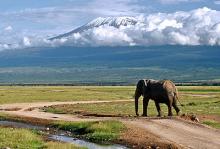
[
  {"x1": 174, "y1": 88, "x2": 179, "y2": 100},
  {"x1": 169, "y1": 80, "x2": 179, "y2": 100},
  {"x1": 174, "y1": 89, "x2": 183, "y2": 106}
]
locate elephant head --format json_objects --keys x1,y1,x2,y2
[{"x1": 134, "y1": 79, "x2": 148, "y2": 116}]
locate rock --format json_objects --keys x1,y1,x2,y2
[
  {"x1": 66, "y1": 131, "x2": 71, "y2": 134},
  {"x1": 195, "y1": 117, "x2": 200, "y2": 122},
  {"x1": 151, "y1": 144, "x2": 158, "y2": 149},
  {"x1": 39, "y1": 130, "x2": 43, "y2": 134},
  {"x1": 190, "y1": 114, "x2": 199, "y2": 122},
  {"x1": 118, "y1": 138, "x2": 123, "y2": 142},
  {"x1": 181, "y1": 113, "x2": 186, "y2": 117}
]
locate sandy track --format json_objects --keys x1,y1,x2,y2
[
  {"x1": 0, "y1": 100, "x2": 220, "y2": 149},
  {"x1": 127, "y1": 118, "x2": 220, "y2": 149},
  {"x1": 0, "y1": 100, "x2": 130, "y2": 121}
]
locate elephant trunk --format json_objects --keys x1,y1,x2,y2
[
  {"x1": 134, "y1": 79, "x2": 144, "y2": 116},
  {"x1": 135, "y1": 97, "x2": 139, "y2": 116},
  {"x1": 135, "y1": 89, "x2": 140, "y2": 116}
]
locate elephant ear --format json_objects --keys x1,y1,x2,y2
[{"x1": 136, "y1": 80, "x2": 145, "y2": 93}]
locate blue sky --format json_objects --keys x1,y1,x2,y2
[
  {"x1": 0, "y1": 0, "x2": 220, "y2": 49},
  {"x1": 1, "y1": 0, "x2": 220, "y2": 29},
  {"x1": 1, "y1": 0, "x2": 219, "y2": 13},
  {"x1": 0, "y1": 0, "x2": 220, "y2": 12}
]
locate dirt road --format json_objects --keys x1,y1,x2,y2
[
  {"x1": 0, "y1": 100, "x2": 219, "y2": 149},
  {"x1": 0, "y1": 100, "x2": 130, "y2": 121},
  {"x1": 127, "y1": 118, "x2": 220, "y2": 149}
]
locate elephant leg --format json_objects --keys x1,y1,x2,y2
[
  {"x1": 172, "y1": 99, "x2": 180, "y2": 115},
  {"x1": 167, "y1": 101, "x2": 173, "y2": 116},
  {"x1": 143, "y1": 97, "x2": 149, "y2": 117},
  {"x1": 155, "y1": 101, "x2": 162, "y2": 117}
]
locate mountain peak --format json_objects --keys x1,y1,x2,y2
[
  {"x1": 87, "y1": 16, "x2": 137, "y2": 28},
  {"x1": 50, "y1": 16, "x2": 137, "y2": 40}
]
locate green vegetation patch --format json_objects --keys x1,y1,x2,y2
[
  {"x1": 0, "y1": 86, "x2": 134, "y2": 104},
  {"x1": 178, "y1": 86, "x2": 220, "y2": 93},
  {"x1": 43, "y1": 97, "x2": 220, "y2": 117},
  {"x1": 0, "y1": 127, "x2": 86, "y2": 149},
  {"x1": 202, "y1": 120, "x2": 220, "y2": 129},
  {"x1": 52, "y1": 120, "x2": 125, "y2": 143},
  {"x1": 43, "y1": 101, "x2": 162, "y2": 116},
  {"x1": 0, "y1": 86, "x2": 219, "y2": 104},
  {"x1": 0, "y1": 127, "x2": 44, "y2": 149},
  {"x1": 182, "y1": 99, "x2": 220, "y2": 115}
]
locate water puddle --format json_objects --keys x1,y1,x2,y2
[
  {"x1": 49, "y1": 135, "x2": 128, "y2": 149},
  {"x1": 0, "y1": 120, "x2": 128, "y2": 149},
  {"x1": 0, "y1": 120, "x2": 45, "y2": 130}
]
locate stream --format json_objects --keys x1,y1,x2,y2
[{"x1": 0, "y1": 120, "x2": 128, "y2": 149}]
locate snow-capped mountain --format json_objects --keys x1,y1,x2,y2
[{"x1": 49, "y1": 16, "x2": 137, "y2": 40}]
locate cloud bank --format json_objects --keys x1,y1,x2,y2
[
  {"x1": 1, "y1": 7, "x2": 220, "y2": 50},
  {"x1": 159, "y1": 0, "x2": 200, "y2": 4}
]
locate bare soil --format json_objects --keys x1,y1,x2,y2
[
  {"x1": 0, "y1": 100, "x2": 220, "y2": 149},
  {"x1": 198, "y1": 114, "x2": 220, "y2": 123},
  {"x1": 126, "y1": 117, "x2": 220, "y2": 149},
  {"x1": 116, "y1": 122, "x2": 181, "y2": 149}
]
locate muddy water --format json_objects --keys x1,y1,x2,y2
[
  {"x1": 0, "y1": 121, "x2": 128, "y2": 149},
  {"x1": 49, "y1": 135, "x2": 128, "y2": 149}
]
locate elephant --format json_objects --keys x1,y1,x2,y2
[{"x1": 134, "y1": 79, "x2": 180, "y2": 117}]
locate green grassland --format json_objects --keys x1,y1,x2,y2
[
  {"x1": 0, "y1": 85, "x2": 219, "y2": 104},
  {"x1": 43, "y1": 95, "x2": 220, "y2": 117},
  {"x1": 51, "y1": 120, "x2": 125, "y2": 143},
  {"x1": 0, "y1": 86, "x2": 134, "y2": 104},
  {"x1": 0, "y1": 127, "x2": 84, "y2": 149}
]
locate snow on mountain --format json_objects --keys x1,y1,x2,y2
[
  {"x1": 87, "y1": 17, "x2": 137, "y2": 28},
  {"x1": 49, "y1": 16, "x2": 138, "y2": 40}
]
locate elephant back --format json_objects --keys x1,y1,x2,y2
[
  {"x1": 144, "y1": 80, "x2": 165, "y2": 98},
  {"x1": 162, "y1": 80, "x2": 178, "y2": 97}
]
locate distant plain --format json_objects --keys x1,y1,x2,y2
[{"x1": 0, "y1": 46, "x2": 219, "y2": 84}]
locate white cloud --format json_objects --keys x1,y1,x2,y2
[
  {"x1": 168, "y1": 32, "x2": 192, "y2": 45},
  {"x1": 55, "y1": 7, "x2": 220, "y2": 47},
  {"x1": 4, "y1": 26, "x2": 13, "y2": 31},
  {"x1": 23, "y1": 37, "x2": 31, "y2": 46},
  {"x1": 85, "y1": 0, "x2": 143, "y2": 16},
  {"x1": 152, "y1": 19, "x2": 183, "y2": 31},
  {"x1": 159, "y1": 0, "x2": 200, "y2": 4},
  {"x1": 90, "y1": 26, "x2": 134, "y2": 46},
  {"x1": 0, "y1": 7, "x2": 220, "y2": 50},
  {"x1": 214, "y1": 1, "x2": 220, "y2": 5}
]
